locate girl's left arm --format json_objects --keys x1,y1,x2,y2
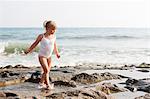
[{"x1": 54, "y1": 41, "x2": 60, "y2": 59}]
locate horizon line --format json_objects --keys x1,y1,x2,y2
[{"x1": 0, "y1": 26, "x2": 149, "y2": 29}]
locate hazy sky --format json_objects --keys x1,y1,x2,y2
[{"x1": 0, "y1": 0, "x2": 150, "y2": 27}]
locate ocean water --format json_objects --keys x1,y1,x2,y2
[{"x1": 0, "y1": 28, "x2": 149, "y2": 67}]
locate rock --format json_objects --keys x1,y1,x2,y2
[
  {"x1": 0, "y1": 76, "x2": 28, "y2": 87},
  {"x1": 137, "y1": 63, "x2": 150, "y2": 68},
  {"x1": 0, "y1": 71, "x2": 20, "y2": 78},
  {"x1": 137, "y1": 69, "x2": 149, "y2": 73},
  {"x1": 135, "y1": 93, "x2": 150, "y2": 99},
  {"x1": 0, "y1": 70, "x2": 28, "y2": 87},
  {"x1": 14, "y1": 64, "x2": 29, "y2": 68},
  {"x1": 124, "y1": 86, "x2": 137, "y2": 92},
  {"x1": 71, "y1": 72, "x2": 121, "y2": 84},
  {"x1": 51, "y1": 68, "x2": 75, "y2": 73},
  {"x1": 46, "y1": 93, "x2": 64, "y2": 99},
  {"x1": 71, "y1": 73, "x2": 99, "y2": 84},
  {"x1": 26, "y1": 71, "x2": 51, "y2": 83},
  {"x1": 46, "y1": 89, "x2": 112, "y2": 99},
  {"x1": 3, "y1": 65, "x2": 13, "y2": 69},
  {"x1": 53, "y1": 80, "x2": 76, "y2": 87},
  {"x1": 0, "y1": 92, "x2": 19, "y2": 98},
  {"x1": 96, "y1": 83, "x2": 126, "y2": 94},
  {"x1": 0, "y1": 71, "x2": 10, "y2": 78},
  {"x1": 125, "y1": 78, "x2": 150, "y2": 93},
  {"x1": 100, "y1": 72, "x2": 121, "y2": 80},
  {"x1": 126, "y1": 78, "x2": 138, "y2": 85}
]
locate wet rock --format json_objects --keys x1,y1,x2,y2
[
  {"x1": 3, "y1": 65, "x2": 13, "y2": 69},
  {"x1": 0, "y1": 76, "x2": 28, "y2": 87},
  {"x1": 46, "y1": 93, "x2": 64, "y2": 99},
  {"x1": 26, "y1": 71, "x2": 51, "y2": 83},
  {"x1": 100, "y1": 72, "x2": 121, "y2": 80},
  {"x1": 51, "y1": 68, "x2": 75, "y2": 73},
  {"x1": 124, "y1": 86, "x2": 137, "y2": 92},
  {"x1": 0, "y1": 92, "x2": 19, "y2": 98},
  {"x1": 71, "y1": 72, "x2": 121, "y2": 84},
  {"x1": 71, "y1": 73, "x2": 99, "y2": 84},
  {"x1": 96, "y1": 83, "x2": 126, "y2": 94},
  {"x1": 0, "y1": 71, "x2": 20, "y2": 78},
  {"x1": 14, "y1": 64, "x2": 29, "y2": 69},
  {"x1": 135, "y1": 93, "x2": 150, "y2": 99},
  {"x1": 125, "y1": 78, "x2": 150, "y2": 93},
  {"x1": 46, "y1": 89, "x2": 112, "y2": 99},
  {"x1": 53, "y1": 80, "x2": 76, "y2": 87},
  {"x1": 137, "y1": 63, "x2": 150, "y2": 68},
  {"x1": 26, "y1": 71, "x2": 41, "y2": 83},
  {"x1": 137, "y1": 69, "x2": 149, "y2": 73},
  {"x1": 0, "y1": 71, "x2": 10, "y2": 78},
  {"x1": 126, "y1": 78, "x2": 138, "y2": 85}
]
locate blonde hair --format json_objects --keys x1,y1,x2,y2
[{"x1": 43, "y1": 20, "x2": 56, "y2": 29}]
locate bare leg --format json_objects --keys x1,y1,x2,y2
[
  {"x1": 47, "y1": 57, "x2": 52, "y2": 71},
  {"x1": 38, "y1": 56, "x2": 50, "y2": 86},
  {"x1": 47, "y1": 57, "x2": 54, "y2": 89}
]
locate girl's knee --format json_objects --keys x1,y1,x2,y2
[{"x1": 43, "y1": 69, "x2": 49, "y2": 74}]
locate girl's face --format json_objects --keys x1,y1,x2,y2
[{"x1": 46, "y1": 25, "x2": 56, "y2": 34}]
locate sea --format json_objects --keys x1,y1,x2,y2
[{"x1": 0, "y1": 28, "x2": 149, "y2": 67}]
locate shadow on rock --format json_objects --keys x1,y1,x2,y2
[{"x1": 125, "y1": 78, "x2": 150, "y2": 93}]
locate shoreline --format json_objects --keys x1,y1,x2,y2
[{"x1": 0, "y1": 62, "x2": 150, "y2": 99}]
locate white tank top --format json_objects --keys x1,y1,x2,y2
[{"x1": 39, "y1": 34, "x2": 56, "y2": 58}]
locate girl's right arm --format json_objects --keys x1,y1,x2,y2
[{"x1": 25, "y1": 34, "x2": 43, "y2": 54}]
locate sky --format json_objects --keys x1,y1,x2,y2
[{"x1": 0, "y1": 0, "x2": 150, "y2": 28}]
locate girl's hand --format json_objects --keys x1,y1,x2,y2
[
  {"x1": 24, "y1": 50, "x2": 29, "y2": 55},
  {"x1": 57, "y1": 54, "x2": 60, "y2": 59}
]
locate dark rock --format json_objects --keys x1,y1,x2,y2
[
  {"x1": 5, "y1": 92, "x2": 18, "y2": 97},
  {"x1": 0, "y1": 92, "x2": 19, "y2": 98},
  {"x1": 71, "y1": 72, "x2": 121, "y2": 84},
  {"x1": 14, "y1": 64, "x2": 29, "y2": 68},
  {"x1": 71, "y1": 73, "x2": 99, "y2": 84},
  {"x1": 137, "y1": 69, "x2": 149, "y2": 73},
  {"x1": 124, "y1": 86, "x2": 137, "y2": 92},
  {"x1": 46, "y1": 89, "x2": 111, "y2": 99},
  {"x1": 135, "y1": 93, "x2": 150, "y2": 99},
  {"x1": 46, "y1": 93, "x2": 64, "y2": 99},
  {"x1": 125, "y1": 78, "x2": 150, "y2": 93},
  {"x1": 53, "y1": 80, "x2": 76, "y2": 87},
  {"x1": 26, "y1": 71, "x2": 51, "y2": 83},
  {"x1": 0, "y1": 71, "x2": 20, "y2": 78},
  {"x1": 3, "y1": 65, "x2": 13, "y2": 69},
  {"x1": 126, "y1": 78, "x2": 138, "y2": 85},
  {"x1": 117, "y1": 74, "x2": 128, "y2": 78},
  {"x1": 51, "y1": 68, "x2": 74, "y2": 73},
  {"x1": 1, "y1": 71, "x2": 10, "y2": 78},
  {"x1": 61, "y1": 70, "x2": 72, "y2": 73}
]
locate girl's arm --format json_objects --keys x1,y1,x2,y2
[
  {"x1": 25, "y1": 34, "x2": 43, "y2": 54},
  {"x1": 54, "y1": 41, "x2": 60, "y2": 58}
]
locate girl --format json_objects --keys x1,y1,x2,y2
[{"x1": 25, "y1": 20, "x2": 60, "y2": 89}]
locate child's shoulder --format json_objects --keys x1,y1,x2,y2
[
  {"x1": 37, "y1": 33, "x2": 44, "y2": 40},
  {"x1": 38, "y1": 33, "x2": 44, "y2": 37}
]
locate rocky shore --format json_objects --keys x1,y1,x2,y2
[{"x1": 0, "y1": 63, "x2": 150, "y2": 99}]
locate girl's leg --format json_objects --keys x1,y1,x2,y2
[
  {"x1": 47, "y1": 57, "x2": 52, "y2": 71},
  {"x1": 47, "y1": 57, "x2": 54, "y2": 89},
  {"x1": 38, "y1": 56, "x2": 50, "y2": 86}
]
